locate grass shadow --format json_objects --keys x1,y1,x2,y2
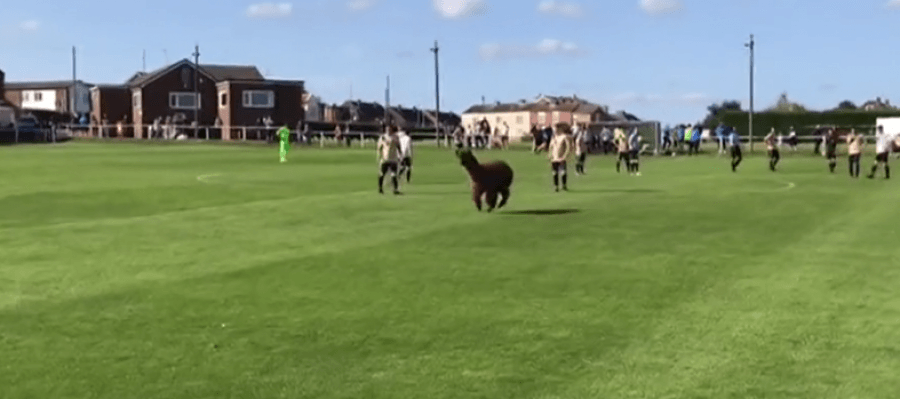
[
  {"x1": 568, "y1": 188, "x2": 663, "y2": 194},
  {"x1": 503, "y1": 209, "x2": 580, "y2": 216}
]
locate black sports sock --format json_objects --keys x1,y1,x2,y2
[
  {"x1": 391, "y1": 176, "x2": 399, "y2": 192},
  {"x1": 378, "y1": 176, "x2": 384, "y2": 192},
  {"x1": 886, "y1": 165, "x2": 891, "y2": 179},
  {"x1": 561, "y1": 174, "x2": 568, "y2": 188},
  {"x1": 829, "y1": 162, "x2": 836, "y2": 173},
  {"x1": 553, "y1": 174, "x2": 559, "y2": 188},
  {"x1": 870, "y1": 165, "x2": 878, "y2": 177},
  {"x1": 616, "y1": 161, "x2": 621, "y2": 173},
  {"x1": 406, "y1": 170, "x2": 412, "y2": 183},
  {"x1": 634, "y1": 162, "x2": 639, "y2": 172}
]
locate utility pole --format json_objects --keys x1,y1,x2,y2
[
  {"x1": 71, "y1": 46, "x2": 76, "y2": 123},
  {"x1": 384, "y1": 75, "x2": 390, "y2": 128},
  {"x1": 192, "y1": 44, "x2": 200, "y2": 138},
  {"x1": 431, "y1": 40, "x2": 441, "y2": 146},
  {"x1": 745, "y1": 34, "x2": 755, "y2": 153},
  {"x1": 143, "y1": 49, "x2": 146, "y2": 72}
]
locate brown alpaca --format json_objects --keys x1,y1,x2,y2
[{"x1": 455, "y1": 149, "x2": 514, "y2": 212}]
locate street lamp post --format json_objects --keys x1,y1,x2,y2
[
  {"x1": 745, "y1": 34, "x2": 755, "y2": 153},
  {"x1": 430, "y1": 40, "x2": 441, "y2": 146}
]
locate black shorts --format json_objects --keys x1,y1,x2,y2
[
  {"x1": 826, "y1": 150, "x2": 837, "y2": 159},
  {"x1": 618, "y1": 151, "x2": 630, "y2": 161},
  {"x1": 401, "y1": 157, "x2": 412, "y2": 168},
  {"x1": 731, "y1": 146, "x2": 742, "y2": 158},
  {"x1": 380, "y1": 161, "x2": 399, "y2": 175},
  {"x1": 768, "y1": 149, "x2": 780, "y2": 158},
  {"x1": 629, "y1": 150, "x2": 639, "y2": 160},
  {"x1": 876, "y1": 152, "x2": 889, "y2": 163},
  {"x1": 577, "y1": 153, "x2": 587, "y2": 163},
  {"x1": 551, "y1": 161, "x2": 567, "y2": 172}
]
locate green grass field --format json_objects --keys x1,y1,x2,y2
[{"x1": 2, "y1": 140, "x2": 900, "y2": 399}]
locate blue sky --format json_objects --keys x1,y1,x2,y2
[{"x1": 1, "y1": 0, "x2": 899, "y2": 124}]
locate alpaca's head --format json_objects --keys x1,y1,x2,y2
[{"x1": 455, "y1": 149, "x2": 479, "y2": 168}]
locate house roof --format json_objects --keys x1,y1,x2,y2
[
  {"x1": 4, "y1": 80, "x2": 93, "y2": 90},
  {"x1": 201, "y1": 64, "x2": 264, "y2": 82},
  {"x1": 464, "y1": 102, "x2": 530, "y2": 113},
  {"x1": 216, "y1": 79, "x2": 304, "y2": 87},
  {"x1": 127, "y1": 59, "x2": 264, "y2": 88}
]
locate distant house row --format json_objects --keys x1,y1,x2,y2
[
  {"x1": 462, "y1": 95, "x2": 635, "y2": 140},
  {"x1": 1, "y1": 61, "x2": 459, "y2": 139},
  {"x1": 310, "y1": 99, "x2": 460, "y2": 131}
]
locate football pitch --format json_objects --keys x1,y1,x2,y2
[{"x1": 2, "y1": 140, "x2": 900, "y2": 399}]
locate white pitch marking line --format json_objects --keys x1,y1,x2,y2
[{"x1": 196, "y1": 173, "x2": 223, "y2": 184}]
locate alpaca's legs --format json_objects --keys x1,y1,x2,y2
[
  {"x1": 485, "y1": 190, "x2": 499, "y2": 212},
  {"x1": 472, "y1": 190, "x2": 483, "y2": 211},
  {"x1": 497, "y1": 187, "x2": 511, "y2": 209}
]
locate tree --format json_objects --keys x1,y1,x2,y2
[
  {"x1": 700, "y1": 100, "x2": 742, "y2": 128},
  {"x1": 837, "y1": 100, "x2": 857, "y2": 110}
]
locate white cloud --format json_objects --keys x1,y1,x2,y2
[
  {"x1": 640, "y1": 0, "x2": 683, "y2": 15},
  {"x1": 887, "y1": 0, "x2": 900, "y2": 9},
  {"x1": 480, "y1": 39, "x2": 582, "y2": 60},
  {"x1": 19, "y1": 20, "x2": 40, "y2": 31},
  {"x1": 246, "y1": 3, "x2": 293, "y2": 18},
  {"x1": 538, "y1": 0, "x2": 584, "y2": 18},
  {"x1": 348, "y1": 0, "x2": 376, "y2": 11},
  {"x1": 433, "y1": 0, "x2": 487, "y2": 19}
]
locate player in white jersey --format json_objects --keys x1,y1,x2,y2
[
  {"x1": 868, "y1": 125, "x2": 892, "y2": 180},
  {"x1": 397, "y1": 130, "x2": 413, "y2": 183}
]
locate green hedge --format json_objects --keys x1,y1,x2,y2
[{"x1": 716, "y1": 110, "x2": 900, "y2": 137}]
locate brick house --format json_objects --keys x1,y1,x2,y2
[
  {"x1": 2, "y1": 80, "x2": 92, "y2": 119},
  {"x1": 89, "y1": 85, "x2": 131, "y2": 126},
  {"x1": 92, "y1": 59, "x2": 305, "y2": 139},
  {"x1": 216, "y1": 79, "x2": 305, "y2": 140},
  {"x1": 462, "y1": 95, "x2": 610, "y2": 141},
  {"x1": 0, "y1": 69, "x2": 16, "y2": 127}
]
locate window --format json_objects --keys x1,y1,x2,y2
[
  {"x1": 242, "y1": 90, "x2": 274, "y2": 109},
  {"x1": 219, "y1": 92, "x2": 228, "y2": 108},
  {"x1": 538, "y1": 112, "x2": 547, "y2": 124},
  {"x1": 133, "y1": 92, "x2": 141, "y2": 109},
  {"x1": 170, "y1": 92, "x2": 200, "y2": 110},
  {"x1": 516, "y1": 115, "x2": 523, "y2": 124},
  {"x1": 552, "y1": 111, "x2": 560, "y2": 123},
  {"x1": 34, "y1": 92, "x2": 43, "y2": 101},
  {"x1": 23, "y1": 92, "x2": 30, "y2": 101}
]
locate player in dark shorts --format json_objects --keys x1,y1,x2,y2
[
  {"x1": 728, "y1": 129, "x2": 742, "y2": 172},
  {"x1": 824, "y1": 128, "x2": 838, "y2": 173},
  {"x1": 764, "y1": 129, "x2": 780, "y2": 171}
]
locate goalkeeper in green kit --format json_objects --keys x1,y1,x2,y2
[{"x1": 277, "y1": 124, "x2": 290, "y2": 163}]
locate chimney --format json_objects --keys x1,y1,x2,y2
[{"x1": 0, "y1": 69, "x2": 4, "y2": 97}]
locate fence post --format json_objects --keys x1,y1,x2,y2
[
  {"x1": 242, "y1": 127, "x2": 247, "y2": 141},
  {"x1": 320, "y1": 132, "x2": 325, "y2": 148},
  {"x1": 360, "y1": 133, "x2": 364, "y2": 147},
  {"x1": 14, "y1": 125, "x2": 18, "y2": 143}
]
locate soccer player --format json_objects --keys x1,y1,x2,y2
[
  {"x1": 824, "y1": 128, "x2": 838, "y2": 173},
  {"x1": 614, "y1": 127, "x2": 630, "y2": 173},
  {"x1": 548, "y1": 124, "x2": 574, "y2": 192},
  {"x1": 628, "y1": 127, "x2": 642, "y2": 176},
  {"x1": 574, "y1": 125, "x2": 588, "y2": 175},
  {"x1": 728, "y1": 128, "x2": 742, "y2": 172},
  {"x1": 764, "y1": 128, "x2": 780, "y2": 171},
  {"x1": 377, "y1": 125, "x2": 402, "y2": 194},
  {"x1": 398, "y1": 129, "x2": 413, "y2": 183},
  {"x1": 846, "y1": 128, "x2": 863, "y2": 178},
  {"x1": 277, "y1": 124, "x2": 290, "y2": 163},
  {"x1": 868, "y1": 125, "x2": 891, "y2": 180}
]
